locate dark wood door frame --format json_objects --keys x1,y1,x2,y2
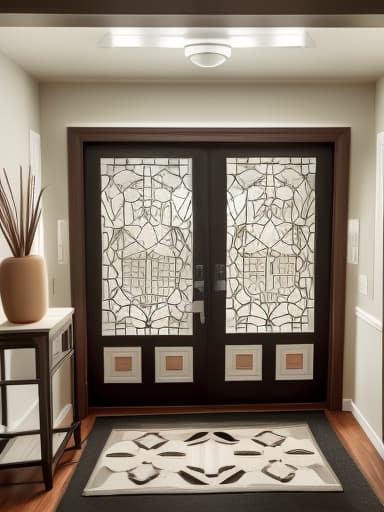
[{"x1": 67, "y1": 127, "x2": 350, "y2": 419}]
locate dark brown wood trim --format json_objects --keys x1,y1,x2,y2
[
  {"x1": 68, "y1": 127, "x2": 351, "y2": 143},
  {"x1": 0, "y1": 349, "x2": 7, "y2": 426},
  {"x1": 67, "y1": 127, "x2": 350, "y2": 419},
  {"x1": 3, "y1": 14, "x2": 384, "y2": 29},
  {"x1": 327, "y1": 129, "x2": 350, "y2": 410},
  {"x1": 89, "y1": 402, "x2": 328, "y2": 417},
  {"x1": 2, "y1": 1, "x2": 384, "y2": 15},
  {"x1": 67, "y1": 130, "x2": 88, "y2": 418}
]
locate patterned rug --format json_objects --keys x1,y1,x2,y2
[{"x1": 83, "y1": 423, "x2": 342, "y2": 495}]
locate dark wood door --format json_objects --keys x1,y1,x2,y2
[
  {"x1": 207, "y1": 143, "x2": 333, "y2": 403},
  {"x1": 84, "y1": 143, "x2": 210, "y2": 406},
  {"x1": 84, "y1": 141, "x2": 333, "y2": 406}
]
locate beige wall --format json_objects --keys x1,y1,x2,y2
[
  {"x1": 0, "y1": 50, "x2": 40, "y2": 265},
  {"x1": 376, "y1": 77, "x2": 384, "y2": 133},
  {"x1": 40, "y1": 82, "x2": 380, "y2": 433},
  {"x1": 0, "y1": 50, "x2": 40, "y2": 426},
  {"x1": 372, "y1": 77, "x2": 384, "y2": 439}
]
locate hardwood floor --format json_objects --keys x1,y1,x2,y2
[{"x1": 0, "y1": 409, "x2": 383, "y2": 511}]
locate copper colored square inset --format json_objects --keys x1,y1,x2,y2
[
  {"x1": 236, "y1": 354, "x2": 254, "y2": 370},
  {"x1": 114, "y1": 356, "x2": 132, "y2": 372},
  {"x1": 165, "y1": 355, "x2": 183, "y2": 371},
  {"x1": 286, "y1": 353, "x2": 304, "y2": 370}
]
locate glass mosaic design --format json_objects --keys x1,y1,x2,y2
[
  {"x1": 101, "y1": 158, "x2": 193, "y2": 336},
  {"x1": 226, "y1": 157, "x2": 316, "y2": 333}
]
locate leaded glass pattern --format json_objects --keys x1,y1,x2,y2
[
  {"x1": 101, "y1": 158, "x2": 193, "y2": 336},
  {"x1": 226, "y1": 157, "x2": 316, "y2": 333}
]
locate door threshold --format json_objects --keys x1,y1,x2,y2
[{"x1": 89, "y1": 402, "x2": 328, "y2": 417}]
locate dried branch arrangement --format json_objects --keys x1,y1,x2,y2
[{"x1": 0, "y1": 167, "x2": 45, "y2": 257}]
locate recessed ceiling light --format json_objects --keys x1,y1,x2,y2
[
  {"x1": 100, "y1": 27, "x2": 313, "y2": 49},
  {"x1": 99, "y1": 28, "x2": 313, "y2": 68}
]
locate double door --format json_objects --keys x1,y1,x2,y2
[{"x1": 84, "y1": 142, "x2": 333, "y2": 406}]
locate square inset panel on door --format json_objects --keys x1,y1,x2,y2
[
  {"x1": 104, "y1": 347, "x2": 142, "y2": 383},
  {"x1": 275, "y1": 344, "x2": 314, "y2": 380},
  {"x1": 225, "y1": 345, "x2": 262, "y2": 381},
  {"x1": 155, "y1": 347, "x2": 193, "y2": 383}
]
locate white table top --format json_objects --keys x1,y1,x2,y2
[{"x1": 0, "y1": 307, "x2": 74, "y2": 333}]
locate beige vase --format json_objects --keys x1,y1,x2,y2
[{"x1": 0, "y1": 255, "x2": 48, "y2": 323}]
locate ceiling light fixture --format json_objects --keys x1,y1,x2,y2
[
  {"x1": 100, "y1": 28, "x2": 313, "y2": 69},
  {"x1": 184, "y1": 43, "x2": 232, "y2": 68}
]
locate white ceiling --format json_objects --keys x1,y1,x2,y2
[{"x1": 1, "y1": 27, "x2": 384, "y2": 81}]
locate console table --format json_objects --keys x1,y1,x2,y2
[{"x1": 0, "y1": 308, "x2": 81, "y2": 490}]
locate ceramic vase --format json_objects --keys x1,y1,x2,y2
[{"x1": 0, "y1": 254, "x2": 48, "y2": 323}]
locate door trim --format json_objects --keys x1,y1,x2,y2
[{"x1": 67, "y1": 127, "x2": 350, "y2": 418}]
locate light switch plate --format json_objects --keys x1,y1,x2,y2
[
  {"x1": 347, "y1": 219, "x2": 359, "y2": 264},
  {"x1": 57, "y1": 219, "x2": 68, "y2": 265},
  {"x1": 359, "y1": 274, "x2": 368, "y2": 296}
]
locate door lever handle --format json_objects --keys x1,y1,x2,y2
[
  {"x1": 192, "y1": 300, "x2": 205, "y2": 325},
  {"x1": 215, "y1": 263, "x2": 226, "y2": 291},
  {"x1": 194, "y1": 264, "x2": 204, "y2": 294}
]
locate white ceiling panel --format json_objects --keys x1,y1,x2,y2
[{"x1": 0, "y1": 27, "x2": 383, "y2": 81}]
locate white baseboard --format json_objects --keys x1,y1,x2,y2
[
  {"x1": 53, "y1": 403, "x2": 73, "y2": 429},
  {"x1": 342, "y1": 398, "x2": 384, "y2": 460},
  {"x1": 342, "y1": 398, "x2": 353, "y2": 412}
]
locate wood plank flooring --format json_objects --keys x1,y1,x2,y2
[{"x1": 0, "y1": 409, "x2": 383, "y2": 511}]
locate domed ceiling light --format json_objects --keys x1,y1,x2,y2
[{"x1": 184, "y1": 43, "x2": 232, "y2": 68}]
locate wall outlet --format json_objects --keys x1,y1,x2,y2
[{"x1": 359, "y1": 274, "x2": 368, "y2": 296}]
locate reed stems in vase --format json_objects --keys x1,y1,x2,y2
[{"x1": 0, "y1": 166, "x2": 45, "y2": 257}]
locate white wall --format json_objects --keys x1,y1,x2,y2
[
  {"x1": 0, "y1": 49, "x2": 41, "y2": 428},
  {"x1": 40, "y1": 82, "x2": 380, "y2": 434},
  {"x1": 345, "y1": 77, "x2": 384, "y2": 441},
  {"x1": 354, "y1": 317, "x2": 382, "y2": 436},
  {"x1": 371, "y1": 77, "x2": 384, "y2": 440}
]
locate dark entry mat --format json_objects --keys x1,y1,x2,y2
[{"x1": 58, "y1": 411, "x2": 383, "y2": 512}]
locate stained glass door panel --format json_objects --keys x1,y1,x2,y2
[
  {"x1": 84, "y1": 144, "x2": 208, "y2": 407},
  {"x1": 208, "y1": 144, "x2": 333, "y2": 404},
  {"x1": 101, "y1": 157, "x2": 193, "y2": 336},
  {"x1": 226, "y1": 157, "x2": 316, "y2": 333}
]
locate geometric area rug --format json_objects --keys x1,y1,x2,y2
[
  {"x1": 58, "y1": 411, "x2": 384, "y2": 512},
  {"x1": 83, "y1": 424, "x2": 342, "y2": 494}
]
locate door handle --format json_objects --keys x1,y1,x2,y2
[
  {"x1": 215, "y1": 263, "x2": 226, "y2": 291},
  {"x1": 194, "y1": 264, "x2": 204, "y2": 294},
  {"x1": 193, "y1": 264, "x2": 205, "y2": 324},
  {"x1": 192, "y1": 300, "x2": 205, "y2": 325}
]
